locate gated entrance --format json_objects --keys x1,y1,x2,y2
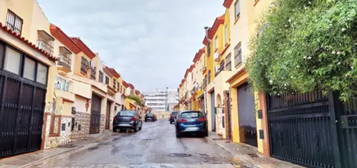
[
  {"x1": 90, "y1": 94, "x2": 101, "y2": 134},
  {"x1": 0, "y1": 43, "x2": 48, "y2": 158},
  {"x1": 237, "y1": 83, "x2": 257, "y2": 147},
  {"x1": 267, "y1": 91, "x2": 357, "y2": 168}
]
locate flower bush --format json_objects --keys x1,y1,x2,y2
[{"x1": 248, "y1": 0, "x2": 357, "y2": 100}]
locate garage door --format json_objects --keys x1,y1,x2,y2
[
  {"x1": 90, "y1": 94, "x2": 101, "y2": 134},
  {"x1": 237, "y1": 83, "x2": 257, "y2": 147},
  {"x1": 0, "y1": 44, "x2": 47, "y2": 158}
]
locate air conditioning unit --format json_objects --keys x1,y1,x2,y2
[{"x1": 214, "y1": 53, "x2": 220, "y2": 60}]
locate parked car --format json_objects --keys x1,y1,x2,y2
[
  {"x1": 169, "y1": 111, "x2": 179, "y2": 124},
  {"x1": 113, "y1": 110, "x2": 143, "y2": 132},
  {"x1": 175, "y1": 111, "x2": 208, "y2": 137},
  {"x1": 145, "y1": 113, "x2": 157, "y2": 122}
]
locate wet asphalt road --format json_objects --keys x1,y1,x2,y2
[{"x1": 30, "y1": 120, "x2": 238, "y2": 168}]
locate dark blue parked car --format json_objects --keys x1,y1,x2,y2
[
  {"x1": 113, "y1": 110, "x2": 143, "y2": 132},
  {"x1": 175, "y1": 111, "x2": 208, "y2": 137}
]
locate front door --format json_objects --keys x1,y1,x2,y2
[
  {"x1": 105, "y1": 101, "x2": 112, "y2": 130},
  {"x1": 237, "y1": 83, "x2": 257, "y2": 147},
  {"x1": 89, "y1": 94, "x2": 101, "y2": 134},
  {"x1": 210, "y1": 91, "x2": 216, "y2": 132},
  {"x1": 224, "y1": 91, "x2": 232, "y2": 140}
]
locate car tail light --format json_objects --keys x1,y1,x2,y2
[
  {"x1": 177, "y1": 118, "x2": 187, "y2": 123},
  {"x1": 198, "y1": 117, "x2": 206, "y2": 122},
  {"x1": 131, "y1": 117, "x2": 137, "y2": 121}
]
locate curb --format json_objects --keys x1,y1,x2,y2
[
  {"x1": 206, "y1": 136, "x2": 303, "y2": 168},
  {"x1": 20, "y1": 143, "x2": 98, "y2": 168},
  {"x1": 205, "y1": 136, "x2": 258, "y2": 168},
  {"x1": 20, "y1": 132, "x2": 113, "y2": 168}
]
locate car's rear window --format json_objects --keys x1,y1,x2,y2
[
  {"x1": 172, "y1": 112, "x2": 178, "y2": 115},
  {"x1": 146, "y1": 113, "x2": 154, "y2": 116},
  {"x1": 180, "y1": 112, "x2": 202, "y2": 118},
  {"x1": 119, "y1": 111, "x2": 136, "y2": 116}
]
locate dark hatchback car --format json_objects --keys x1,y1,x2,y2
[
  {"x1": 175, "y1": 111, "x2": 208, "y2": 137},
  {"x1": 113, "y1": 110, "x2": 143, "y2": 132},
  {"x1": 169, "y1": 111, "x2": 179, "y2": 124},
  {"x1": 145, "y1": 113, "x2": 157, "y2": 122}
]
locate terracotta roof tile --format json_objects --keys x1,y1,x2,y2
[
  {"x1": 0, "y1": 22, "x2": 56, "y2": 62},
  {"x1": 50, "y1": 24, "x2": 81, "y2": 54},
  {"x1": 71, "y1": 37, "x2": 96, "y2": 59}
]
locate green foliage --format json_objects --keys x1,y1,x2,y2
[
  {"x1": 127, "y1": 95, "x2": 144, "y2": 106},
  {"x1": 248, "y1": 0, "x2": 357, "y2": 100}
]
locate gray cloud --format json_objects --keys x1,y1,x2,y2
[{"x1": 38, "y1": 0, "x2": 224, "y2": 92}]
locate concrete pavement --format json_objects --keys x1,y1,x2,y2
[{"x1": 0, "y1": 120, "x2": 303, "y2": 168}]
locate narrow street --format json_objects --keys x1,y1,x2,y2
[{"x1": 28, "y1": 120, "x2": 238, "y2": 168}]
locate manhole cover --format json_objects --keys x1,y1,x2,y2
[
  {"x1": 143, "y1": 138, "x2": 153, "y2": 141},
  {"x1": 168, "y1": 153, "x2": 192, "y2": 157},
  {"x1": 247, "y1": 153, "x2": 259, "y2": 158},
  {"x1": 98, "y1": 142, "x2": 110, "y2": 146},
  {"x1": 58, "y1": 144, "x2": 77, "y2": 148},
  {"x1": 112, "y1": 137, "x2": 121, "y2": 142},
  {"x1": 87, "y1": 146, "x2": 99, "y2": 151}
]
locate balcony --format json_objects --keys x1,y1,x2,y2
[
  {"x1": 37, "y1": 30, "x2": 54, "y2": 55},
  {"x1": 58, "y1": 55, "x2": 71, "y2": 71},
  {"x1": 215, "y1": 61, "x2": 225, "y2": 76},
  {"x1": 37, "y1": 40, "x2": 53, "y2": 55},
  {"x1": 90, "y1": 67, "x2": 96, "y2": 80},
  {"x1": 214, "y1": 52, "x2": 220, "y2": 62}
]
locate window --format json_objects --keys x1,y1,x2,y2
[
  {"x1": 23, "y1": 57, "x2": 35, "y2": 80},
  {"x1": 224, "y1": 25, "x2": 229, "y2": 45},
  {"x1": 4, "y1": 47, "x2": 21, "y2": 75},
  {"x1": 234, "y1": 42, "x2": 242, "y2": 67},
  {"x1": 208, "y1": 71, "x2": 211, "y2": 83},
  {"x1": 234, "y1": 0, "x2": 240, "y2": 20},
  {"x1": 207, "y1": 42, "x2": 211, "y2": 56},
  {"x1": 214, "y1": 36, "x2": 219, "y2": 50},
  {"x1": 55, "y1": 77, "x2": 70, "y2": 91},
  {"x1": 6, "y1": 10, "x2": 23, "y2": 35},
  {"x1": 80, "y1": 57, "x2": 89, "y2": 73},
  {"x1": 99, "y1": 71, "x2": 104, "y2": 83},
  {"x1": 37, "y1": 63, "x2": 48, "y2": 84},
  {"x1": 225, "y1": 54, "x2": 232, "y2": 71},
  {"x1": 105, "y1": 76, "x2": 109, "y2": 85}
]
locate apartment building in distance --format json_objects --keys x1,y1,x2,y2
[{"x1": 144, "y1": 88, "x2": 178, "y2": 112}]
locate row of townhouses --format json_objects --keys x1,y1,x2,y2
[
  {"x1": 177, "y1": 0, "x2": 356, "y2": 168},
  {"x1": 0, "y1": 0, "x2": 146, "y2": 158}
]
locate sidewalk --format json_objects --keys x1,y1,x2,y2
[
  {"x1": 207, "y1": 133, "x2": 304, "y2": 168},
  {"x1": 0, "y1": 130, "x2": 113, "y2": 168}
]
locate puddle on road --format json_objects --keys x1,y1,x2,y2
[
  {"x1": 168, "y1": 153, "x2": 192, "y2": 158},
  {"x1": 87, "y1": 145, "x2": 99, "y2": 151},
  {"x1": 58, "y1": 144, "x2": 77, "y2": 148},
  {"x1": 98, "y1": 141, "x2": 111, "y2": 146},
  {"x1": 112, "y1": 137, "x2": 121, "y2": 142}
]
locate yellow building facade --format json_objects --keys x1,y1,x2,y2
[
  {"x1": 177, "y1": 0, "x2": 275, "y2": 156},
  {"x1": 0, "y1": 0, "x2": 146, "y2": 156},
  {"x1": 224, "y1": 0, "x2": 273, "y2": 155}
]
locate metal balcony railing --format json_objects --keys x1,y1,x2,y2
[
  {"x1": 58, "y1": 54, "x2": 71, "y2": 70},
  {"x1": 37, "y1": 40, "x2": 53, "y2": 55}
]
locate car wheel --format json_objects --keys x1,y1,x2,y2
[
  {"x1": 134, "y1": 126, "x2": 139, "y2": 132},
  {"x1": 113, "y1": 127, "x2": 117, "y2": 132},
  {"x1": 176, "y1": 131, "x2": 182, "y2": 138}
]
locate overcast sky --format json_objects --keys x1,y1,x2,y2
[{"x1": 37, "y1": 0, "x2": 224, "y2": 92}]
